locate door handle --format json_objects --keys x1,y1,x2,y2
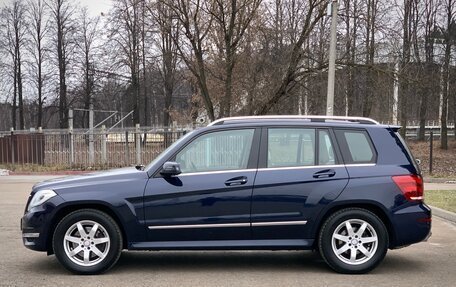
[
  {"x1": 225, "y1": 176, "x2": 248, "y2": 186},
  {"x1": 313, "y1": 169, "x2": 336, "y2": 179}
]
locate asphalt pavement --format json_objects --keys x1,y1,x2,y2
[{"x1": 0, "y1": 176, "x2": 455, "y2": 287}]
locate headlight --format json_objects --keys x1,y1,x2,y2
[{"x1": 27, "y1": 189, "x2": 57, "y2": 212}]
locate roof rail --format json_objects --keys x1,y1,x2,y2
[{"x1": 208, "y1": 115, "x2": 380, "y2": 126}]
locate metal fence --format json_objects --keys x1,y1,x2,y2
[
  {"x1": 0, "y1": 126, "x2": 190, "y2": 168},
  {"x1": 0, "y1": 121, "x2": 454, "y2": 169}
]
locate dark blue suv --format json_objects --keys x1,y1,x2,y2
[{"x1": 21, "y1": 116, "x2": 431, "y2": 274}]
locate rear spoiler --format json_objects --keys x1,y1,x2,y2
[{"x1": 388, "y1": 125, "x2": 401, "y2": 132}]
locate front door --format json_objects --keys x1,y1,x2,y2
[
  {"x1": 251, "y1": 127, "x2": 349, "y2": 240},
  {"x1": 144, "y1": 128, "x2": 260, "y2": 241}
]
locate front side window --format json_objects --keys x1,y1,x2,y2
[
  {"x1": 267, "y1": 128, "x2": 315, "y2": 168},
  {"x1": 175, "y1": 129, "x2": 254, "y2": 173}
]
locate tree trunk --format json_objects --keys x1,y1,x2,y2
[
  {"x1": 221, "y1": 53, "x2": 234, "y2": 118},
  {"x1": 441, "y1": 42, "x2": 451, "y2": 150},
  {"x1": 400, "y1": 0, "x2": 412, "y2": 138},
  {"x1": 17, "y1": 46, "x2": 24, "y2": 130},
  {"x1": 12, "y1": 59, "x2": 17, "y2": 130},
  {"x1": 37, "y1": 48, "x2": 43, "y2": 128},
  {"x1": 57, "y1": 10, "x2": 67, "y2": 129}
]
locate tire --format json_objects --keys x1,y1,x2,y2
[
  {"x1": 52, "y1": 209, "x2": 123, "y2": 275},
  {"x1": 318, "y1": 208, "x2": 388, "y2": 274}
]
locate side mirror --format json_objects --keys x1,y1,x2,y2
[{"x1": 160, "y1": 161, "x2": 181, "y2": 176}]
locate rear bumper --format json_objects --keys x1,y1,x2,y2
[{"x1": 390, "y1": 203, "x2": 432, "y2": 248}]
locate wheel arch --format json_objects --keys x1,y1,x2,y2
[
  {"x1": 313, "y1": 202, "x2": 396, "y2": 249},
  {"x1": 46, "y1": 203, "x2": 128, "y2": 254}
]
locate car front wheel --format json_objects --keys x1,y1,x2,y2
[
  {"x1": 318, "y1": 208, "x2": 388, "y2": 274},
  {"x1": 52, "y1": 209, "x2": 123, "y2": 274}
]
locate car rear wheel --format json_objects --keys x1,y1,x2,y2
[
  {"x1": 52, "y1": 209, "x2": 123, "y2": 274},
  {"x1": 318, "y1": 208, "x2": 388, "y2": 274}
]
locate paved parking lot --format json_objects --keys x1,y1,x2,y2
[{"x1": 1, "y1": 176, "x2": 455, "y2": 287}]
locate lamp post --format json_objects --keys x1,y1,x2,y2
[{"x1": 326, "y1": 0, "x2": 338, "y2": 116}]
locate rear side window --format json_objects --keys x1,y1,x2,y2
[
  {"x1": 335, "y1": 129, "x2": 376, "y2": 164},
  {"x1": 266, "y1": 128, "x2": 337, "y2": 168},
  {"x1": 268, "y1": 128, "x2": 315, "y2": 168}
]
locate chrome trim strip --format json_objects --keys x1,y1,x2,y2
[
  {"x1": 345, "y1": 163, "x2": 376, "y2": 167},
  {"x1": 148, "y1": 222, "x2": 250, "y2": 230},
  {"x1": 22, "y1": 233, "x2": 40, "y2": 238},
  {"x1": 177, "y1": 168, "x2": 256, "y2": 177},
  {"x1": 252, "y1": 220, "x2": 308, "y2": 227},
  {"x1": 148, "y1": 220, "x2": 308, "y2": 230}
]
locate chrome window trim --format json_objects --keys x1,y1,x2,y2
[
  {"x1": 257, "y1": 164, "x2": 341, "y2": 172},
  {"x1": 173, "y1": 164, "x2": 376, "y2": 176},
  {"x1": 148, "y1": 220, "x2": 308, "y2": 230},
  {"x1": 177, "y1": 168, "x2": 257, "y2": 177},
  {"x1": 257, "y1": 163, "x2": 375, "y2": 171}
]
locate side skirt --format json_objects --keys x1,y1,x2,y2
[{"x1": 129, "y1": 239, "x2": 314, "y2": 251}]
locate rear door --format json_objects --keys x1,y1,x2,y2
[{"x1": 250, "y1": 127, "x2": 349, "y2": 240}]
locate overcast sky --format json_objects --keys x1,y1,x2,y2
[
  {"x1": 78, "y1": 0, "x2": 112, "y2": 16},
  {"x1": 0, "y1": 0, "x2": 113, "y2": 16}
]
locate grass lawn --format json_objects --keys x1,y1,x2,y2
[{"x1": 426, "y1": 190, "x2": 456, "y2": 213}]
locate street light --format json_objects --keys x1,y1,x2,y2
[{"x1": 326, "y1": 0, "x2": 338, "y2": 116}]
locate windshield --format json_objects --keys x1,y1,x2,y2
[{"x1": 145, "y1": 130, "x2": 196, "y2": 172}]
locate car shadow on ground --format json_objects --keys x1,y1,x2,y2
[{"x1": 22, "y1": 250, "x2": 427, "y2": 275}]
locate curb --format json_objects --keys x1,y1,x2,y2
[
  {"x1": 424, "y1": 177, "x2": 456, "y2": 184},
  {"x1": 9, "y1": 170, "x2": 92, "y2": 176},
  {"x1": 430, "y1": 205, "x2": 456, "y2": 224}
]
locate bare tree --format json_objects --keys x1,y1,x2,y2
[
  {"x1": 362, "y1": 0, "x2": 379, "y2": 117},
  {"x1": 109, "y1": 0, "x2": 142, "y2": 125},
  {"x1": 165, "y1": 0, "x2": 216, "y2": 120},
  {"x1": 416, "y1": 0, "x2": 439, "y2": 141},
  {"x1": 47, "y1": 0, "x2": 77, "y2": 128},
  {"x1": 399, "y1": 0, "x2": 413, "y2": 137},
  {"x1": 76, "y1": 8, "x2": 100, "y2": 128},
  {"x1": 210, "y1": 0, "x2": 261, "y2": 117},
  {"x1": 342, "y1": 0, "x2": 359, "y2": 116},
  {"x1": 440, "y1": 0, "x2": 455, "y2": 149},
  {"x1": 1, "y1": 1, "x2": 27, "y2": 130},
  {"x1": 28, "y1": 0, "x2": 49, "y2": 128},
  {"x1": 255, "y1": 0, "x2": 327, "y2": 114}
]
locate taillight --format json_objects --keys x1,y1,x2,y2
[{"x1": 392, "y1": 175, "x2": 424, "y2": 202}]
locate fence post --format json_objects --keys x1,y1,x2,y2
[
  {"x1": 101, "y1": 125, "x2": 107, "y2": 165},
  {"x1": 10, "y1": 127, "x2": 14, "y2": 165},
  {"x1": 135, "y1": 124, "x2": 141, "y2": 165},
  {"x1": 68, "y1": 109, "x2": 74, "y2": 166},
  {"x1": 125, "y1": 131, "x2": 129, "y2": 165},
  {"x1": 429, "y1": 131, "x2": 433, "y2": 175},
  {"x1": 88, "y1": 103, "x2": 94, "y2": 166}
]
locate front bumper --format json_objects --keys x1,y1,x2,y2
[{"x1": 21, "y1": 195, "x2": 65, "y2": 252}]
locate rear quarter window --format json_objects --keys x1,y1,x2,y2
[{"x1": 335, "y1": 129, "x2": 377, "y2": 164}]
